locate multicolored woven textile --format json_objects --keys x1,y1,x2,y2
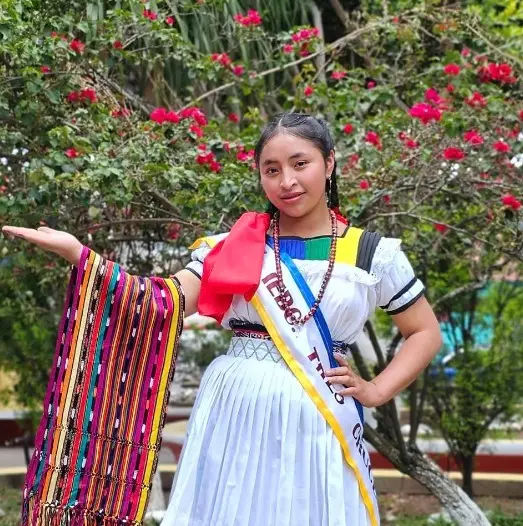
[{"x1": 22, "y1": 246, "x2": 184, "y2": 526}]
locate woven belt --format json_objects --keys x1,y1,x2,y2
[{"x1": 226, "y1": 336, "x2": 283, "y2": 363}]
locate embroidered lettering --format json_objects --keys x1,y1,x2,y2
[
  {"x1": 352, "y1": 423, "x2": 376, "y2": 495},
  {"x1": 308, "y1": 347, "x2": 344, "y2": 405}
]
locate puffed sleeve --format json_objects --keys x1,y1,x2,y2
[
  {"x1": 376, "y1": 249, "x2": 425, "y2": 315},
  {"x1": 185, "y1": 242, "x2": 212, "y2": 279}
]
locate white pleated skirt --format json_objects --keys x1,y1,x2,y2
[{"x1": 161, "y1": 337, "x2": 372, "y2": 526}]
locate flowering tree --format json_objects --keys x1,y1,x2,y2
[{"x1": 1, "y1": 0, "x2": 522, "y2": 523}]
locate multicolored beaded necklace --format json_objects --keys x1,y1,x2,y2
[{"x1": 272, "y1": 209, "x2": 337, "y2": 326}]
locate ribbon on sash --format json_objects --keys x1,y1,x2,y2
[{"x1": 250, "y1": 242, "x2": 380, "y2": 526}]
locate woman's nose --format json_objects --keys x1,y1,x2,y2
[{"x1": 280, "y1": 169, "x2": 297, "y2": 189}]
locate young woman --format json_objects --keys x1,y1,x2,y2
[{"x1": 3, "y1": 113, "x2": 442, "y2": 526}]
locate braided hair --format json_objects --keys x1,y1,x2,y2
[{"x1": 254, "y1": 113, "x2": 341, "y2": 216}]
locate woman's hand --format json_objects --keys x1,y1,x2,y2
[
  {"x1": 1, "y1": 225, "x2": 83, "y2": 266},
  {"x1": 325, "y1": 353, "x2": 384, "y2": 408}
]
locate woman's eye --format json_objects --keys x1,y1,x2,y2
[
  {"x1": 296, "y1": 161, "x2": 308, "y2": 168},
  {"x1": 266, "y1": 167, "x2": 278, "y2": 175}
]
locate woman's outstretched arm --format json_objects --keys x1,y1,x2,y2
[{"x1": 1, "y1": 224, "x2": 202, "y2": 316}]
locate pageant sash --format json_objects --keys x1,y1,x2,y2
[
  {"x1": 22, "y1": 247, "x2": 185, "y2": 526},
  {"x1": 250, "y1": 243, "x2": 380, "y2": 526}
]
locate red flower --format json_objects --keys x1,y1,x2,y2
[
  {"x1": 446, "y1": 84, "x2": 455, "y2": 93},
  {"x1": 443, "y1": 147, "x2": 465, "y2": 161},
  {"x1": 365, "y1": 131, "x2": 382, "y2": 149},
  {"x1": 69, "y1": 39, "x2": 85, "y2": 54},
  {"x1": 464, "y1": 91, "x2": 487, "y2": 108},
  {"x1": 461, "y1": 48, "x2": 471, "y2": 57},
  {"x1": 236, "y1": 149, "x2": 254, "y2": 162},
  {"x1": 304, "y1": 85, "x2": 314, "y2": 97},
  {"x1": 409, "y1": 103, "x2": 442, "y2": 125},
  {"x1": 228, "y1": 112, "x2": 240, "y2": 123},
  {"x1": 166, "y1": 223, "x2": 180, "y2": 240},
  {"x1": 331, "y1": 71, "x2": 346, "y2": 80},
  {"x1": 405, "y1": 139, "x2": 419, "y2": 149},
  {"x1": 150, "y1": 107, "x2": 168, "y2": 124},
  {"x1": 211, "y1": 52, "x2": 232, "y2": 68},
  {"x1": 165, "y1": 110, "x2": 180, "y2": 123},
  {"x1": 50, "y1": 31, "x2": 58, "y2": 38},
  {"x1": 40, "y1": 65, "x2": 51, "y2": 73},
  {"x1": 299, "y1": 44, "x2": 310, "y2": 57},
  {"x1": 444, "y1": 63, "x2": 460, "y2": 75},
  {"x1": 209, "y1": 160, "x2": 222, "y2": 172},
  {"x1": 233, "y1": 9, "x2": 262, "y2": 27},
  {"x1": 196, "y1": 152, "x2": 214, "y2": 165},
  {"x1": 424, "y1": 88, "x2": 442, "y2": 105},
  {"x1": 113, "y1": 40, "x2": 123, "y2": 50},
  {"x1": 166, "y1": 16, "x2": 175, "y2": 25},
  {"x1": 80, "y1": 88, "x2": 97, "y2": 103},
  {"x1": 189, "y1": 123, "x2": 204, "y2": 137},
  {"x1": 359, "y1": 180, "x2": 370, "y2": 190},
  {"x1": 493, "y1": 140, "x2": 510, "y2": 153},
  {"x1": 501, "y1": 194, "x2": 521, "y2": 210},
  {"x1": 383, "y1": 195, "x2": 391, "y2": 204},
  {"x1": 343, "y1": 123, "x2": 354, "y2": 134},
  {"x1": 65, "y1": 147, "x2": 80, "y2": 158},
  {"x1": 463, "y1": 130, "x2": 484, "y2": 146},
  {"x1": 519, "y1": 110, "x2": 523, "y2": 121},
  {"x1": 192, "y1": 108, "x2": 208, "y2": 126},
  {"x1": 231, "y1": 64, "x2": 245, "y2": 76},
  {"x1": 66, "y1": 91, "x2": 80, "y2": 103},
  {"x1": 434, "y1": 223, "x2": 449, "y2": 233},
  {"x1": 291, "y1": 27, "x2": 320, "y2": 43},
  {"x1": 366, "y1": 80, "x2": 376, "y2": 89},
  {"x1": 283, "y1": 44, "x2": 294, "y2": 54},
  {"x1": 143, "y1": 9, "x2": 157, "y2": 20},
  {"x1": 478, "y1": 62, "x2": 517, "y2": 84}
]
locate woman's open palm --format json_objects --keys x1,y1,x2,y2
[{"x1": 1, "y1": 225, "x2": 83, "y2": 265}]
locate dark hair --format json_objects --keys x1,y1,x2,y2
[{"x1": 254, "y1": 112, "x2": 340, "y2": 215}]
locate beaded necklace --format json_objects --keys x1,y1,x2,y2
[{"x1": 272, "y1": 209, "x2": 337, "y2": 326}]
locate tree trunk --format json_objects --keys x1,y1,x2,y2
[
  {"x1": 460, "y1": 454, "x2": 475, "y2": 498},
  {"x1": 405, "y1": 450, "x2": 488, "y2": 525},
  {"x1": 365, "y1": 428, "x2": 490, "y2": 526}
]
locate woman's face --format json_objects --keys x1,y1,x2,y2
[{"x1": 259, "y1": 132, "x2": 334, "y2": 218}]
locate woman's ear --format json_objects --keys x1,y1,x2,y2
[{"x1": 326, "y1": 150, "x2": 335, "y2": 179}]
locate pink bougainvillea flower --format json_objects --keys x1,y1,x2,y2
[
  {"x1": 40, "y1": 65, "x2": 51, "y2": 73},
  {"x1": 331, "y1": 70, "x2": 347, "y2": 80},
  {"x1": 464, "y1": 91, "x2": 487, "y2": 108},
  {"x1": 501, "y1": 194, "x2": 521, "y2": 210},
  {"x1": 446, "y1": 84, "x2": 455, "y2": 93},
  {"x1": 291, "y1": 27, "x2": 319, "y2": 43},
  {"x1": 166, "y1": 16, "x2": 174, "y2": 25},
  {"x1": 111, "y1": 107, "x2": 131, "y2": 118},
  {"x1": 211, "y1": 52, "x2": 232, "y2": 68},
  {"x1": 113, "y1": 40, "x2": 123, "y2": 50},
  {"x1": 196, "y1": 151, "x2": 214, "y2": 165},
  {"x1": 461, "y1": 48, "x2": 471, "y2": 57},
  {"x1": 143, "y1": 9, "x2": 157, "y2": 20},
  {"x1": 405, "y1": 139, "x2": 420, "y2": 149},
  {"x1": 231, "y1": 64, "x2": 245, "y2": 76},
  {"x1": 366, "y1": 80, "x2": 376, "y2": 89},
  {"x1": 283, "y1": 44, "x2": 294, "y2": 54},
  {"x1": 150, "y1": 107, "x2": 168, "y2": 124},
  {"x1": 493, "y1": 140, "x2": 510, "y2": 153},
  {"x1": 304, "y1": 85, "x2": 314, "y2": 97},
  {"x1": 478, "y1": 62, "x2": 517, "y2": 85},
  {"x1": 80, "y1": 88, "x2": 97, "y2": 103},
  {"x1": 434, "y1": 223, "x2": 449, "y2": 233},
  {"x1": 443, "y1": 147, "x2": 465, "y2": 161},
  {"x1": 233, "y1": 9, "x2": 262, "y2": 27},
  {"x1": 424, "y1": 88, "x2": 443, "y2": 105},
  {"x1": 65, "y1": 147, "x2": 80, "y2": 158},
  {"x1": 383, "y1": 195, "x2": 391, "y2": 204},
  {"x1": 165, "y1": 110, "x2": 180, "y2": 123},
  {"x1": 299, "y1": 44, "x2": 311, "y2": 57},
  {"x1": 409, "y1": 102, "x2": 442, "y2": 125},
  {"x1": 365, "y1": 131, "x2": 382, "y2": 149},
  {"x1": 228, "y1": 112, "x2": 240, "y2": 123},
  {"x1": 69, "y1": 39, "x2": 85, "y2": 54},
  {"x1": 444, "y1": 63, "x2": 460, "y2": 75},
  {"x1": 463, "y1": 130, "x2": 484, "y2": 146},
  {"x1": 359, "y1": 180, "x2": 370, "y2": 190},
  {"x1": 342, "y1": 123, "x2": 354, "y2": 134},
  {"x1": 189, "y1": 123, "x2": 204, "y2": 137},
  {"x1": 209, "y1": 160, "x2": 222, "y2": 172}
]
